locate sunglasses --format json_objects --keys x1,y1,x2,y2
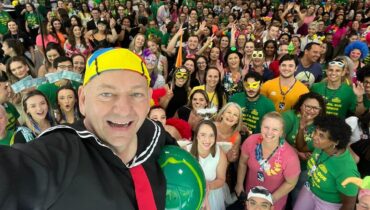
[
  {"x1": 250, "y1": 187, "x2": 271, "y2": 196},
  {"x1": 175, "y1": 71, "x2": 188, "y2": 80},
  {"x1": 328, "y1": 60, "x2": 344, "y2": 68},
  {"x1": 252, "y1": 51, "x2": 264, "y2": 59},
  {"x1": 244, "y1": 81, "x2": 260, "y2": 89}
]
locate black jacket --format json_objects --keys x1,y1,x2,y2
[
  {"x1": 86, "y1": 19, "x2": 97, "y2": 31},
  {"x1": 0, "y1": 119, "x2": 176, "y2": 210}
]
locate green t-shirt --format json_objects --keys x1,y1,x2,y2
[
  {"x1": 0, "y1": 11, "x2": 11, "y2": 35},
  {"x1": 311, "y1": 82, "x2": 356, "y2": 119},
  {"x1": 282, "y1": 110, "x2": 315, "y2": 149},
  {"x1": 161, "y1": 33, "x2": 172, "y2": 46},
  {"x1": 25, "y1": 12, "x2": 40, "y2": 28},
  {"x1": 150, "y1": 2, "x2": 164, "y2": 19},
  {"x1": 282, "y1": 110, "x2": 315, "y2": 170},
  {"x1": 229, "y1": 93, "x2": 275, "y2": 134},
  {"x1": 181, "y1": 0, "x2": 196, "y2": 8},
  {"x1": 3, "y1": 102, "x2": 20, "y2": 132},
  {"x1": 37, "y1": 83, "x2": 59, "y2": 109},
  {"x1": 0, "y1": 129, "x2": 14, "y2": 146},
  {"x1": 37, "y1": 81, "x2": 81, "y2": 109},
  {"x1": 307, "y1": 148, "x2": 360, "y2": 203}
]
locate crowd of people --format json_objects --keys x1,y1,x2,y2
[{"x1": 0, "y1": 0, "x2": 370, "y2": 209}]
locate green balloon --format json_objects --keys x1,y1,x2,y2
[{"x1": 158, "y1": 145, "x2": 206, "y2": 210}]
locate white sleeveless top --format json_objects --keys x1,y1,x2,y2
[{"x1": 198, "y1": 145, "x2": 221, "y2": 181}]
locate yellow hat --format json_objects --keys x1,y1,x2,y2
[{"x1": 84, "y1": 48, "x2": 151, "y2": 86}]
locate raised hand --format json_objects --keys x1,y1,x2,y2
[
  {"x1": 353, "y1": 81, "x2": 365, "y2": 97},
  {"x1": 287, "y1": 2, "x2": 295, "y2": 10},
  {"x1": 177, "y1": 25, "x2": 185, "y2": 36},
  {"x1": 198, "y1": 21, "x2": 207, "y2": 33},
  {"x1": 109, "y1": 18, "x2": 116, "y2": 29}
]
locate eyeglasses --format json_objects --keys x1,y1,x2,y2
[
  {"x1": 57, "y1": 65, "x2": 73, "y2": 70},
  {"x1": 244, "y1": 81, "x2": 260, "y2": 89},
  {"x1": 328, "y1": 60, "x2": 345, "y2": 68},
  {"x1": 197, "y1": 61, "x2": 206, "y2": 65},
  {"x1": 364, "y1": 80, "x2": 370, "y2": 85},
  {"x1": 175, "y1": 71, "x2": 188, "y2": 80},
  {"x1": 303, "y1": 104, "x2": 321, "y2": 112},
  {"x1": 252, "y1": 51, "x2": 264, "y2": 59},
  {"x1": 73, "y1": 61, "x2": 85, "y2": 65}
]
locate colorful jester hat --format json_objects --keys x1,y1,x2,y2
[{"x1": 342, "y1": 176, "x2": 370, "y2": 190}]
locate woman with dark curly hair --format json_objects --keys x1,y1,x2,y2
[
  {"x1": 295, "y1": 115, "x2": 360, "y2": 210},
  {"x1": 282, "y1": 92, "x2": 326, "y2": 206},
  {"x1": 69, "y1": 15, "x2": 83, "y2": 29}
]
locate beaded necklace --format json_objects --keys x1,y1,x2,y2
[{"x1": 255, "y1": 136, "x2": 284, "y2": 182}]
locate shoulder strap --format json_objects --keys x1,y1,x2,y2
[{"x1": 16, "y1": 127, "x2": 35, "y2": 143}]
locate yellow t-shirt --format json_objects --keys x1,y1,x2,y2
[
  {"x1": 190, "y1": 85, "x2": 221, "y2": 108},
  {"x1": 261, "y1": 78, "x2": 309, "y2": 112}
]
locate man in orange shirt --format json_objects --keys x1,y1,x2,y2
[{"x1": 261, "y1": 54, "x2": 309, "y2": 113}]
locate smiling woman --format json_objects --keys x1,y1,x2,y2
[
  {"x1": 189, "y1": 120, "x2": 228, "y2": 210},
  {"x1": 294, "y1": 115, "x2": 360, "y2": 210},
  {"x1": 11, "y1": 90, "x2": 56, "y2": 144},
  {"x1": 236, "y1": 112, "x2": 300, "y2": 210},
  {"x1": 190, "y1": 67, "x2": 226, "y2": 111},
  {"x1": 175, "y1": 89, "x2": 209, "y2": 130},
  {"x1": 282, "y1": 92, "x2": 326, "y2": 206},
  {"x1": 6, "y1": 56, "x2": 35, "y2": 85}
]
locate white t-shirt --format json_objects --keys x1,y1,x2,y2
[{"x1": 345, "y1": 116, "x2": 362, "y2": 144}]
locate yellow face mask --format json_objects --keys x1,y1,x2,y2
[
  {"x1": 175, "y1": 70, "x2": 189, "y2": 80},
  {"x1": 244, "y1": 81, "x2": 260, "y2": 89}
]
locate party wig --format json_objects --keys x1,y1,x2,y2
[{"x1": 344, "y1": 41, "x2": 369, "y2": 60}]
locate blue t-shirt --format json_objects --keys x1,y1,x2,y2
[{"x1": 295, "y1": 62, "x2": 323, "y2": 87}]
